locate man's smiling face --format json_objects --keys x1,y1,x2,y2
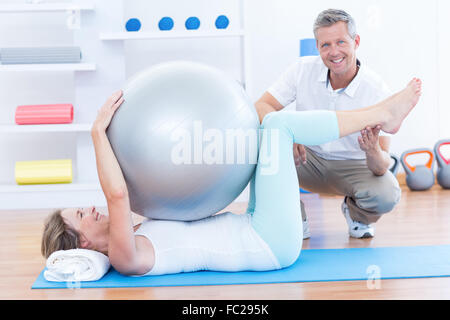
[{"x1": 316, "y1": 21, "x2": 360, "y2": 79}]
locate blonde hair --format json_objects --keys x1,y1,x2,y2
[{"x1": 41, "y1": 209, "x2": 80, "y2": 259}]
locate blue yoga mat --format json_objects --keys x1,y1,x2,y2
[{"x1": 32, "y1": 245, "x2": 450, "y2": 289}]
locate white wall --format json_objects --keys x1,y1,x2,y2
[{"x1": 437, "y1": 0, "x2": 450, "y2": 139}]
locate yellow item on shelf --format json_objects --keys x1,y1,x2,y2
[{"x1": 15, "y1": 159, "x2": 73, "y2": 185}]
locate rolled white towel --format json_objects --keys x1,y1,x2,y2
[{"x1": 44, "y1": 249, "x2": 110, "y2": 282}]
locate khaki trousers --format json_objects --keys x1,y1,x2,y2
[{"x1": 297, "y1": 147, "x2": 401, "y2": 225}]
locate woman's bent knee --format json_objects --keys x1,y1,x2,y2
[{"x1": 261, "y1": 112, "x2": 288, "y2": 130}]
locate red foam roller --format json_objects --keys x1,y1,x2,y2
[{"x1": 15, "y1": 104, "x2": 74, "y2": 125}]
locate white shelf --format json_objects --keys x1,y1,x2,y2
[
  {"x1": 0, "y1": 2, "x2": 95, "y2": 13},
  {"x1": 0, "y1": 182, "x2": 101, "y2": 193},
  {"x1": 0, "y1": 182, "x2": 106, "y2": 209},
  {"x1": 100, "y1": 30, "x2": 245, "y2": 41},
  {"x1": 0, "y1": 123, "x2": 92, "y2": 133},
  {"x1": 0, "y1": 63, "x2": 96, "y2": 72}
]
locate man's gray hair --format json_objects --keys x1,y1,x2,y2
[{"x1": 313, "y1": 9, "x2": 357, "y2": 39}]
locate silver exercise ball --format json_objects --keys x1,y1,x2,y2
[{"x1": 106, "y1": 61, "x2": 259, "y2": 221}]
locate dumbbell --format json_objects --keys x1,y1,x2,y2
[
  {"x1": 389, "y1": 153, "x2": 400, "y2": 176},
  {"x1": 400, "y1": 148, "x2": 435, "y2": 191},
  {"x1": 434, "y1": 139, "x2": 450, "y2": 189}
]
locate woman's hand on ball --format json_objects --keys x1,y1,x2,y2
[{"x1": 93, "y1": 90, "x2": 125, "y2": 132}]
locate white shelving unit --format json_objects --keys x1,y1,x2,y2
[
  {"x1": 0, "y1": 2, "x2": 95, "y2": 13},
  {"x1": 0, "y1": 182, "x2": 103, "y2": 210},
  {"x1": 99, "y1": 30, "x2": 245, "y2": 40},
  {"x1": 98, "y1": 0, "x2": 250, "y2": 93},
  {"x1": 0, "y1": 182, "x2": 100, "y2": 193},
  {"x1": 0, "y1": 123, "x2": 92, "y2": 133},
  {"x1": 0, "y1": 63, "x2": 96, "y2": 72},
  {"x1": 0, "y1": 0, "x2": 116, "y2": 210},
  {"x1": 0, "y1": 0, "x2": 250, "y2": 210}
]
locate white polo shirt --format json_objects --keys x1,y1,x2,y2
[{"x1": 268, "y1": 55, "x2": 391, "y2": 160}]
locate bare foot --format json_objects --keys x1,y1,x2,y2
[{"x1": 380, "y1": 78, "x2": 422, "y2": 134}]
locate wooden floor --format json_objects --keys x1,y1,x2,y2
[{"x1": 1, "y1": 185, "x2": 450, "y2": 300}]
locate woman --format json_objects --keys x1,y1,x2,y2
[{"x1": 41, "y1": 78, "x2": 422, "y2": 276}]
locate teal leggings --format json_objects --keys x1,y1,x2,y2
[{"x1": 246, "y1": 110, "x2": 340, "y2": 268}]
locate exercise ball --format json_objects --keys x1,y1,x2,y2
[{"x1": 107, "y1": 61, "x2": 259, "y2": 221}]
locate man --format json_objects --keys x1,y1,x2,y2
[{"x1": 254, "y1": 9, "x2": 401, "y2": 239}]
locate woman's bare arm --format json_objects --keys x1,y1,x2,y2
[{"x1": 91, "y1": 90, "x2": 151, "y2": 275}]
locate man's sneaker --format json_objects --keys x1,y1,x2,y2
[
  {"x1": 341, "y1": 198, "x2": 375, "y2": 238},
  {"x1": 302, "y1": 218, "x2": 311, "y2": 240}
]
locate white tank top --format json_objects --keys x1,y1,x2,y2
[{"x1": 134, "y1": 212, "x2": 280, "y2": 276}]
